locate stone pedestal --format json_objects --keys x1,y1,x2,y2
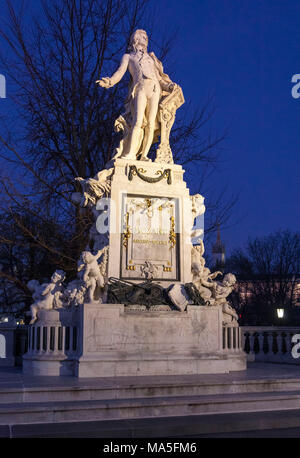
[
  {"x1": 75, "y1": 303, "x2": 246, "y2": 377},
  {"x1": 23, "y1": 160, "x2": 247, "y2": 378},
  {"x1": 107, "y1": 159, "x2": 193, "y2": 286}
]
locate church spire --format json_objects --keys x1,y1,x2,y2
[{"x1": 212, "y1": 223, "x2": 226, "y2": 268}]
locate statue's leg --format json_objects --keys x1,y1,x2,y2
[
  {"x1": 97, "y1": 274, "x2": 105, "y2": 289},
  {"x1": 123, "y1": 90, "x2": 147, "y2": 159},
  {"x1": 139, "y1": 88, "x2": 160, "y2": 160},
  {"x1": 89, "y1": 278, "x2": 96, "y2": 302},
  {"x1": 29, "y1": 305, "x2": 37, "y2": 324}
]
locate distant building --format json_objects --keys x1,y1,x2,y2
[{"x1": 212, "y1": 224, "x2": 226, "y2": 270}]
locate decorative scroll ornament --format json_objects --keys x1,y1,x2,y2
[
  {"x1": 169, "y1": 216, "x2": 176, "y2": 248},
  {"x1": 128, "y1": 165, "x2": 172, "y2": 185},
  {"x1": 122, "y1": 212, "x2": 131, "y2": 248}
]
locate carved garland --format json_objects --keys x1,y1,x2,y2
[{"x1": 128, "y1": 165, "x2": 172, "y2": 185}]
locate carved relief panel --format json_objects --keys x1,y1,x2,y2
[{"x1": 120, "y1": 195, "x2": 180, "y2": 281}]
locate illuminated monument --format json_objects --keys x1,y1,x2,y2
[{"x1": 23, "y1": 30, "x2": 246, "y2": 377}]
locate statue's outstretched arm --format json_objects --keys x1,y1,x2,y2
[
  {"x1": 95, "y1": 248, "x2": 104, "y2": 260},
  {"x1": 40, "y1": 283, "x2": 53, "y2": 296},
  {"x1": 96, "y1": 54, "x2": 129, "y2": 88}
]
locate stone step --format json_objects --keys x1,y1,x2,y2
[
  {"x1": 2, "y1": 390, "x2": 300, "y2": 425},
  {"x1": 3, "y1": 409, "x2": 300, "y2": 438},
  {"x1": 1, "y1": 372, "x2": 300, "y2": 404}
]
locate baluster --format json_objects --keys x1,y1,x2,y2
[
  {"x1": 39, "y1": 326, "x2": 43, "y2": 353},
  {"x1": 28, "y1": 327, "x2": 32, "y2": 351},
  {"x1": 73, "y1": 327, "x2": 77, "y2": 352},
  {"x1": 232, "y1": 327, "x2": 236, "y2": 350},
  {"x1": 263, "y1": 332, "x2": 269, "y2": 354},
  {"x1": 249, "y1": 332, "x2": 256, "y2": 354},
  {"x1": 34, "y1": 326, "x2": 38, "y2": 352},
  {"x1": 257, "y1": 331, "x2": 264, "y2": 360},
  {"x1": 227, "y1": 327, "x2": 232, "y2": 350},
  {"x1": 253, "y1": 332, "x2": 259, "y2": 354},
  {"x1": 53, "y1": 327, "x2": 58, "y2": 352},
  {"x1": 281, "y1": 332, "x2": 287, "y2": 354},
  {"x1": 62, "y1": 326, "x2": 66, "y2": 353},
  {"x1": 69, "y1": 326, "x2": 74, "y2": 353},
  {"x1": 223, "y1": 327, "x2": 227, "y2": 350},
  {"x1": 266, "y1": 332, "x2": 273, "y2": 360},
  {"x1": 46, "y1": 325, "x2": 51, "y2": 352},
  {"x1": 272, "y1": 332, "x2": 278, "y2": 354},
  {"x1": 277, "y1": 332, "x2": 282, "y2": 356}
]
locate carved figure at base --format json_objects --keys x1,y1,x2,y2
[
  {"x1": 191, "y1": 241, "x2": 222, "y2": 304},
  {"x1": 96, "y1": 29, "x2": 182, "y2": 162},
  {"x1": 212, "y1": 273, "x2": 238, "y2": 322},
  {"x1": 63, "y1": 279, "x2": 87, "y2": 308},
  {"x1": 191, "y1": 262, "x2": 222, "y2": 304},
  {"x1": 190, "y1": 194, "x2": 205, "y2": 243},
  {"x1": 28, "y1": 270, "x2": 65, "y2": 324},
  {"x1": 72, "y1": 168, "x2": 113, "y2": 208},
  {"x1": 78, "y1": 248, "x2": 107, "y2": 303}
]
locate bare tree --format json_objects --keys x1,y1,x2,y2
[
  {"x1": 227, "y1": 230, "x2": 300, "y2": 325},
  {"x1": 0, "y1": 0, "x2": 235, "y2": 313}
]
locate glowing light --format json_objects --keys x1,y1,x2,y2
[{"x1": 277, "y1": 308, "x2": 284, "y2": 319}]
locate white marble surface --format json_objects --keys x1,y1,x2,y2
[
  {"x1": 76, "y1": 303, "x2": 246, "y2": 377},
  {"x1": 107, "y1": 159, "x2": 193, "y2": 285}
]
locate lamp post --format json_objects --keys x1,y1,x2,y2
[{"x1": 276, "y1": 308, "x2": 284, "y2": 319}]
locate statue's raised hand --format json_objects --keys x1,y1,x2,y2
[{"x1": 95, "y1": 77, "x2": 111, "y2": 88}]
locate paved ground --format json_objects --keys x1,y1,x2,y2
[
  {"x1": 1, "y1": 362, "x2": 300, "y2": 438},
  {"x1": 1, "y1": 361, "x2": 299, "y2": 390}
]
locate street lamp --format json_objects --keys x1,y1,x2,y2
[{"x1": 277, "y1": 308, "x2": 284, "y2": 319}]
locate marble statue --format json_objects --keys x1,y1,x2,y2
[
  {"x1": 140, "y1": 261, "x2": 157, "y2": 280},
  {"x1": 96, "y1": 29, "x2": 184, "y2": 163},
  {"x1": 212, "y1": 273, "x2": 238, "y2": 322},
  {"x1": 63, "y1": 278, "x2": 87, "y2": 308},
  {"x1": 28, "y1": 270, "x2": 66, "y2": 324},
  {"x1": 190, "y1": 240, "x2": 222, "y2": 303},
  {"x1": 77, "y1": 249, "x2": 107, "y2": 303},
  {"x1": 190, "y1": 194, "x2": 205, "y2": 243},
  {"x1": 72, "y1": 168, "x2": 114, "y2": 208}
]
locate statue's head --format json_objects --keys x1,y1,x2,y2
[
  {"x1": 51, "y1": 270, "x2": 65, "y2": 283},
  {"x1": 129, "y1": 29, "x2": 148, "y2": 53},
  {"x1": 191, "y1": 262, "x2": 202, "y2": 277},
  {"x1": 81, "y1": 251, "x2": 93, "y2": 264},
  {"x1": 223, "y1": 273, "x2": 236, "y2": 287}
]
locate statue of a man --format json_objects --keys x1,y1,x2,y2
[{"x1": 96, "y1": 29, "x2": 176, "y2": 162}]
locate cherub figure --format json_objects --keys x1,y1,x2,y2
[
  {"x1": 191, "y1": 261, "x2": 222, "y2": 303},
  {"x1": 28, "y1": 270, "x2": 65, "y2": 324},
  {"x1": 78, "y1": 249, "x2": 106, "y2": 303},
  {"x1": 212, "y1": 273, "x2": 238, "y2": 322},
  {"x1": 140, "y1": 261, "x2": 157, "y2": 280},
  {"x1": 191, "y1": 242, "x2": 222, "y2": 303}
]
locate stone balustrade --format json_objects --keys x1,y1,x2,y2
[
  {"x1": 27, "y1": 322, "x2": 77, "y2": 355},
  {"x1": 222, "y1": 325, "x2": 242, "y2": 352},
  {"x1": 241, "y1": 326, "x2": 300, "y2": 364},
  {"x1": 23, "y1": 309, "x2": 79, "y2": 376}
]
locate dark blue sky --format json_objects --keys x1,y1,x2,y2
[
  {"x1": 1, "y1": 0, "x2": 299, "y2": 255},
  {"x1": 153, "y1": 0, "x2": 300, "y2": 253}
]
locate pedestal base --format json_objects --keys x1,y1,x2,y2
[{"x1": 75, "y1": 303, "x2": 246, "y2": 377}]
